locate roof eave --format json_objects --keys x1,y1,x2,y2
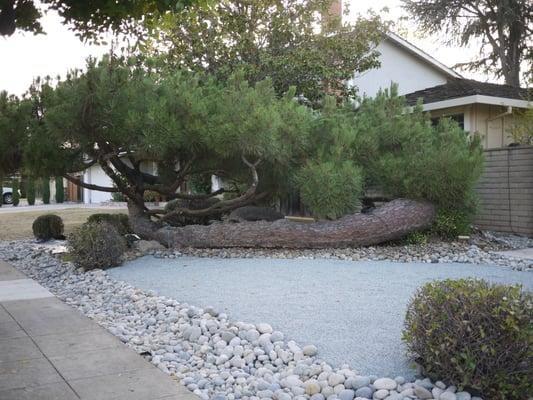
[
  {"x1": 384, "y1": 32, "x2": 463, "y2": 80},
  {"x1": 408, "y1": 95, "x2": 532, "y2": 112}
]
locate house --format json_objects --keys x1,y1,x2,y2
[
  {"x1": 349, "y1": 30, "x2": 531, "y2": 149},
  {"x1": 81, "y1": 1, "x2": 531, "y2": 205},
  {"x1": 82, "y1": 161, "x2": 158, "y2": 204},
  {"x1": 403, "y1": 79, "x2": 531, "y2": 149}
]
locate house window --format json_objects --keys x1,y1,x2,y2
[{"x1": 431, "y1": 113, "x2": 465, "y2": 130}]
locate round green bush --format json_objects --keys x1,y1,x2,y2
[
  {"x1": 403, "y1": 279, "x2": 533, "y2": 400},
  {"x1": 32, "y1": 214, "x2": 64, "y2": 240},
  {"x1": 86, "y1": 213, "x2": 132, "y2": 235},
  {"x1": 68, "y1": 222, "x2": 126, "y2": 270}
]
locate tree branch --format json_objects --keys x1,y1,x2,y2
[
  {"x1": 158, "y1": 156, "x2": 262, "y2": 219},
  {"x1": 63, "y1": 174, "x2": 120, "y2": 192}
]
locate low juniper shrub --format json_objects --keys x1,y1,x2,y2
[
  {"x1": 86, "y1": 213, "x2": 132, "y2": 235},
  {"x1": 68, "y1": 221, "x2": 126, "y2": 270},
  {"x1": 32, "y1": 214, "x2": 64, "y2": 240}
]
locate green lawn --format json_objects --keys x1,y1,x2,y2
[{"x1": 0, "y1": 208, "x2": 127, "y2": 240}]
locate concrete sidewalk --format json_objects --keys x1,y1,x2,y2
[{"x1": 0, "y1": 261, "x2": 198, "y2": 400}]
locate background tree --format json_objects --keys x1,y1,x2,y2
[
  {"x1": 0, "y1": 91, "x2": 30, "y2": 177},
  {"x1": 26, "y1": 178, "x2": 35, "y2": 205},
  {"x1": 0, "y1": 0, "x2": 204, "y2": 40},
  {"x1": 149, "y1": 0, "x2": 385, "y2": 104},
  {"x1": 12, "y1": 177, "x2": 19, "y2": 206},
  {"x1": 508, "y1": 107, "x2": 533, "y2": 145},
  {"x1": 403, "y1": 0, "x2": 533, "y2": 86}
]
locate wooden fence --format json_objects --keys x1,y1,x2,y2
[{"x1": 474, "y1": 146, "x2": 533, "y2": 237}]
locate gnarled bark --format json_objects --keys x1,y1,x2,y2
[{"x1": 148, "y1": 199, "x2": 435, "y2": 249}]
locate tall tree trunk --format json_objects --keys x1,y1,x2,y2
[
  {"x1": 150, "y1": 198, "x2": 436, "y2": 249},
  {"x1": 504, "y1": 63, "x2": 521, "y2": 87}
]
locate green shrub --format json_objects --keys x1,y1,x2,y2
[
  {"x1": 32, "y1": 214, "x2": 64, "y2": 240},
  {"x1": 296, "y1": 160, "x2": 363, "y2": 219},
  {"x1": 403, "y1": 279, "x2": 533, "y2": 400},
  {"x1": 86, "y1": 213, "x2": 132, "y2": 235},
  {"x1": 55, "y1": 177, "x2": 64, "y2": 203},
  {"x1": 26, "y1": 178, "x2": 35, "y2": 205},
  {"x1": 346, "y1": 87, "x2": 484, "y2": 225},
  {"x1": 41, "y1": 178, "x2": 50, "y2": 204},
  {"x1": 508, "y1": 107, "x2": 533, "y2": 145},
  {"x1": 111, "y1": 191, "x2": 126, "y2": 202},
  {"x1": 12, "y1": 178, "x2": 20, "y2": 206},
  {"x1": 405, "y1": 231, "x2": 429, "y2": 245},
  {"x1": 143, "y1": 190, "x2": 159, "y2": 202},
  {"x1": 431, "y1": 208, "x2": 473, "y2": 239},
  {"x1": 68, "y1": 221, "x2": 126, "y2": 270},
  {"x1": 188, "y1": 173, "x2": 213, "y2": 194}
]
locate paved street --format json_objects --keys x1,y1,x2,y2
[{"x1": 0, "y1": 261, "x2": 197, "y2": 400}]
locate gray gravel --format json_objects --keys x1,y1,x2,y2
[{"x1": 109, "y1": 256, "x2": 533, "y2": 379}]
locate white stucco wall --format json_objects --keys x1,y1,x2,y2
[
  {"x1": 83, "y1": 164, "x2": 114, "y2": 204},
  {"x1": 82, "y1": 160, "x2": 159, "y2": 204},
  {"x1": 349, "y1": 39, "x2": 449, "y2": 98}
]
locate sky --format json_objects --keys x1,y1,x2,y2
[{"x1": 0, "y1": 0, "x2": 487, "y2": 96}]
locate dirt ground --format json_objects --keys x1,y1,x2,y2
[{"x1": 0, "y1": 208, "x2": 127, "y2": 240}]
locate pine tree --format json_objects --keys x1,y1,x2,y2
[
  {"x1": 12, "y1": 178, "x2": 19, "y2": 206},
  {"x1": 55, "y1": 177, "x2": 64, "y2": 203},
  {"x1": 26, "y1": 179, "x2": 35, "y2": 205},
  {"x1": 42, "y1": 178, "x2": 50, "y2": 204}
]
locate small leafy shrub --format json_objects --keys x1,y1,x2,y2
[
  {"x1": 296, "y1": 161, "x2": 363, "y2": 219},
  {"x1": 32, "y1": 214, "x2": 64, "y2": 240},
  {"x1": 403, "y1": 279, "x2": 533, "y2": 400},
  {"x1": 86, "y1": 213, "x2": 132, "y2": 235},
  {"x1": 111, "y1": 191, "x2": 126, "y2": 202},
  {"x1": 405, "y1": 231, "x2": 428, "y2": 245},
  {"x1": 68, "y1": 222, "x2": 126, "y2": 270},
  {"x1": 431, "y1": 209, "x2": 472, "y2": 239}
]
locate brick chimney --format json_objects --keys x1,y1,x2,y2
[
  {"x1": 323, "y1": 0, "x2": 342, "y2": 32},
  {"x1": 328, "y1": 0, "x2": 342, "y2": 19}
]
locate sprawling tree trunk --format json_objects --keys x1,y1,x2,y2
[
  {"x1": 145, "y1": 199, "x2": 435, "y2": 249},
  {"x1": 128, "y1": 201, "x2": 160, "y2": 238}
]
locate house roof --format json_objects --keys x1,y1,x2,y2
[
  {"x1": 384, "y1": 32, "x2": 462, "y2": 80},
  {"x1": 404, "y1": 79, "x2": 532, "y2": 107}
]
